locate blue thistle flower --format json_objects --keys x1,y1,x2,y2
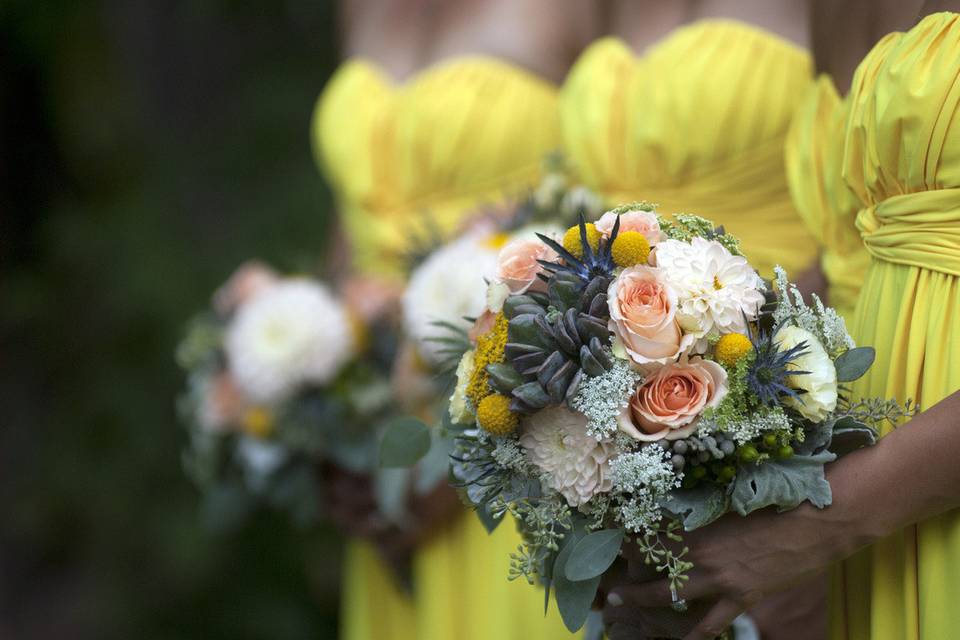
[
  {"x1": 535, "y1": 213, "x2": 619, "y2": 285},
  {"x1": 747, "y1": 320, "x2": 811, "y2": 407}
]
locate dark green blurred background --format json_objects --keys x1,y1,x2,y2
[{"x1": 1, "y1": 2, "x2": 344, "y2": 637}]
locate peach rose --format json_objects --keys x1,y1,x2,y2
[
  {"x1": 200, "y1": 371, "x2": 246, "y2": 431},
  {"x1": 618, "y1": 358, "x2": 728, "y2": 442},
  {"x1": 607, "y1": 266, "x2": 694, "y2": 365},
  {"x1": 495, "y1": 237, "x2": 558, "y2": 294},
  {"x1": 213, "y1": 261, "x2": 279, "y2": 316},
  {"x1": 595, "y1": 209, "x2": 662, "y2": 245}
]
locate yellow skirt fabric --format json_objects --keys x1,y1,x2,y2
[
  {"x1": 341, "y1": 514, "x2": 579, "y2": 640},
  {"x1": 831, "y1": 260, "x2": 960, "y2": 640}
]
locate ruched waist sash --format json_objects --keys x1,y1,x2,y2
[{"x1": 856, "y1": 188, "x2": 960, "y2": 277}]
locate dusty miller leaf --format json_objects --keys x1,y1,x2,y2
[{"x1": 731, "y1": 450, "x2": 837, "y2": 516}]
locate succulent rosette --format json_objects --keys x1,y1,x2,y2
[
  {"x1": 177, "y1": 262, "x2": 400, "y2": 528},
  {"x1": 402, "y1": 203, "x2": 916, "y2": 634}
]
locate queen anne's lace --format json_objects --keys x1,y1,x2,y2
[{"x1": 570, "y1": 358, "x2": 643, "y2": 439}]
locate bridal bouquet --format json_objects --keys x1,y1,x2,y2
[
  {"x1": 177, "y1": 262, "x2": 397, "y2": 527},
  {"x1": 421, "y1": 204, "x2": 912, "y2": 632}
]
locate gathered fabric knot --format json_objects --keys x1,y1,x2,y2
[{"x1": 855, "y1": 188, "x2": 960, "y2": 277}]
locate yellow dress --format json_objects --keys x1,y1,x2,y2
[
  {"x1": 832, "y1": 13, "x2": 960, "y2": 640},
  {"x1": 784, "y1": 76, "x2": 870, "y2": 322},
  {"x1": 560, "y1": 21, "x2": 817, "y2": 279},
  {"x1": 313, "y1": 57, "x2": 577, "y2": 640}
]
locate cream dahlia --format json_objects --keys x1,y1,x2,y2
[
  {"x1": 403, "y1": 235, "x2": 498, "y2": 364},
  {"x1": 653, "y1": 237, "x2": 765, "y2": 338},
  {"x1": 225, "y1": 279, "x2": 354, "y2": 404},
  {"x1": 519, "y1": 406, "x2": 616, "y2": 507},
  {"x1": 775, "y1": 325, "x2": 838, "y2": 421}
]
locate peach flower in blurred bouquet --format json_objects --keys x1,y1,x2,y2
[
  {"x1": 213, "y1": 260, "x2": 279, "y2": 315},
  {"x1": 607, "y1": 265, "x2": 695, "y2": 366},
  {"x1": 595, "y1": 208, "x2": 663, "y2": 245},
  {"x1": 199, "y1": 371, "x2": 245, "y2": 431},
  {"x1": 617, "y1": 358, "x2": 728, "y2": 442},
  {"x1": 495, "y1": 236, "x2": 558, "y2": 294}
]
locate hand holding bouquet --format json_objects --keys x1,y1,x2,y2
[{"x1": 434, "y1": 204, "x2": 913, "y2": 634}]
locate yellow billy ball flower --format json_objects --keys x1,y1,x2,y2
[
  {"x1": 610, "y1": 231, "x2": 651, "y2": 267},
  {"x1": 715, "y1": 333, "x2": 753, "y2": 367},
  {"x1": 466, "y1": 313, "x2": 509, "y2": 407},
  {"x1": 562, "y1": 223, "x2": 601, "y2": 259},
  {"x1": 476, "y1": 393, "x2": 519, "y2": 436},
  {"x1": 241, "y1": 407, "x2": 274, "y2": 439}
]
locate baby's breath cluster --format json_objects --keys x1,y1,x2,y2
[{"x1": 570, "y1": 357, "x2": 643, "y2": 439}]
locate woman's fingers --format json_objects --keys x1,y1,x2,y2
[
  {"x1": 604, "y1": 601, "x2": 712, "y2": 639},
  {"x1": 683, "y1": 599, "x2": 743, "y2": 640},
  {"x1": 608, "y1": 570, "x2": 714, "y2": 608}
]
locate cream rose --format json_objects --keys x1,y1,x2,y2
[
  {"x1": 607, "y1": 266, "x2": 695, "y2": 366},
  {"x1": 617, "y1": 358, "x2": 728, "y2": 442},
  {"x1": 495, "y1": 237, "x2": 557, "y2": 294},
  {"x1": 775, "y1": 325, "x2": 838, "y2": 422},
  {"x1": 595, "y1": 209, "x2": 663, "y2": 245}
]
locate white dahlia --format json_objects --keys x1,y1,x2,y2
[
  {"x1": 775, "y1": 325, "x2": 838, "y2": 422},
  {"x1": 402, "y1": 235, "x2": 498, "y2": 364},
  {"x1": 519, "y1": 406, "x2": 616, "y2": 507},
  {"x1": 653, "y1": 237, "x2": 765, "y2": 338},
  {"x1": 225, "y1": 279, "x2": 354, "y2": 404}
]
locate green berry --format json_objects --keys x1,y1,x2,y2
[
  {"x1": 691, "y1": 466, "x2": 707, "y2": 480},
  {"x1": 776, "y1": 445, "x2": 795, "y2": 460},
  {"x1": 738, "y1": 444, "x2": 760, "y2": 463},
  {"x1": 718, "y1": 465, "x2": 737, "y2": 482},
  {"x1": 763, "y1": 433, "x2": 778, "y2": 449}
]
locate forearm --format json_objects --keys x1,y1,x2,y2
[{"x1": 821, "y1": 391, "x2": 960, "y2": 556}]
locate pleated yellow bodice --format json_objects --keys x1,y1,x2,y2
[
  {"x1": 560, "y1": 21, "x2": 817, "y2": 278},
  {"x1": 313, "y1": 57, "x2": 561, "y2": 278},
  {"x1": 313, "y1": 57, "x2": 577, "y2": 640},
  {"x1": 829, "y1": 13, "x2": 960, "y2": 640},
  {"x1": 785, "y1": 76, "x2": 869, "y2": 321}
]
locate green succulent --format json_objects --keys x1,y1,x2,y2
[{"x1": 492, "y1": 272, "x2": 614, "y2": 413}]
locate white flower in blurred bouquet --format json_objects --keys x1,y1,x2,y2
[
  {"x1": 226, "y1": 279, "x2": 353, "y2": 403},
  {"x1": 402, "y1": 234, "x2": 498, "y2": 365}
]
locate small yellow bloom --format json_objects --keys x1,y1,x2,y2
[
  {"x1": 467, "y1": 313, "x2": 509, "y2": 406},
  {"x1": 241, "y1": 407, "x2": 273, "y2": 439},
  {"x1": 715, "y1": 333, "x2": 753, "y2": 367},
  {"x1": 562, "y1": 224, "x2": 601, "y2": 260},
  {"x1": 476, "y1": 393, "x2": 519, "y2": 435},
  {"x1": 610, "y1": 231, "x2": 651, "y2": 267},
  {"x1": 483, "y1": 232, "x2": 511, "y2": 250}
]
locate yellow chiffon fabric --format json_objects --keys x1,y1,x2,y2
[
  {"x1": 560, "y1": 21, "x2": 817, "y2": 279},
  {"x1": 314, "y1": 57, "x2": 561, "y2": 279},
  {"x1": 313, "y1": 58, "x2": 576, "y2": 640},
  {"x1": 785, "y1": 76, "x2": 870, "y2": 321},
  {"x1": 830, "y1": 13, "x2": 960, "y2": 640}
]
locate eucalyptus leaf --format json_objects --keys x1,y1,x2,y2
[
  {"x1": 834, "y1": 347, "x2": 876, "y2": 382},
  {"x1": 564, "y1": 529, "x2": 624, "y2": 581},
  {"x1": 476, "y1": 500, "x2": 504, "y2": 534},
  {"x1": 664, "y1": 485, "x2": 730, "y2": 531},
  {"x1": 414, "y1": 432, "x2": 454, "y2": 494},
  {"x1": 731, "y1": 450, "x2": 836, "y2": 516},
  {"x1": 374, "y1": 467, "x2": 412, "y2": 525},
  {"x1": 553, "y1": 530, "x2": 601, "y2": 633},
  {"x1": 379, "y1": 417, "x2": 431, "y2": 468}
]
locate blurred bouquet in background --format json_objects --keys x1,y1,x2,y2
[
  {"x1": 388, "y1": 204, "x2": 917, "y2": 634},
  {"x1": 176, "y1": 261, "x2": 400, "y2": 529}
]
